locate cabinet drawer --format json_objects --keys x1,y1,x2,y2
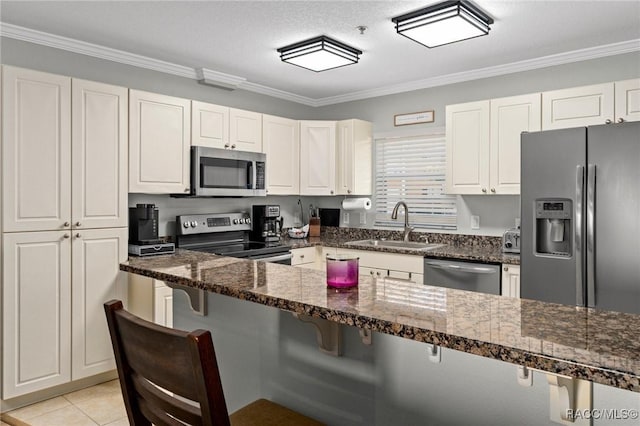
[
  {"x1": 291, "y1": 246, "x2": 317, "y2": 266},
  {"x1": 337, "y1": 248, "x2": 423, "y2": 274}
]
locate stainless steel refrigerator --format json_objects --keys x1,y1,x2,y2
[{"x1": 521, "y1": 122, "x2": 640, "y2": 314}]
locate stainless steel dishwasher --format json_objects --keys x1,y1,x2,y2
[{"x1": 423, "y1": 258, "x2": 501, "y2": 295}]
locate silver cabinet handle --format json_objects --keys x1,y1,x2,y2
[
  {"x1": 184, "y1": 188, "x2": 190, "y2": 192},
  {"x1": 481, "y1": 188, "x2": 487, "y2": 193},
  {"x1": 490, "y1": 188, "x2": 496, "y2": 193},
  {"x1": 63, "y1": 222, "x2": 70, "y2": 227},
  {"x1": 586, "y1": 164, "x2": 596, "y2": 307},
  {"x1": 63, "y1": 234, "x2": 70, "y2": 239},
  {"x1": 231, "y1": 144, "x2": 236, "y2": 149},
  {"x1": 224, "y1": 143, "x2": 230, "y2": 148},
  {"x1": 370, "y1": 271, "x2": 374, "y2": 275},
  {"x1": 503, "y1": 266, "x2": 508, "y2": 272},
  {"x1": 617, "y1": 118, "x2": 625, "y2": 123},
  {"x1": 75, "y1": 233, "x2": 81, "y2": 238},
  {"x1": 300, "y1": 254, "x2": 305, "y2": 259},
  {"x1": 575, "y1": 165, "x2": 584, "y2": 306},
  {"x1": 75, "y1": 221, "x2": 81, "y2": 227},
  {"x1": 347, "y1": 190, "x2": 352, "y2": 194},
  {"x1": 330, "y1": 190, "x2": 334, "y2": 194},
  {"x1": 605, "y1": 119, "x2": 612, "y2": 124}
]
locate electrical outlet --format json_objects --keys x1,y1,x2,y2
[
  {"x1": 359, "y1": 212, "x2": 367, "y2": 225},
  {"x1": 471, "y1": 215, "x2": 480, "y2": 229},
  {"x1": 343, "y1": 212, "x2": 350, "y2": 224}
]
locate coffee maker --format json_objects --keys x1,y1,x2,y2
[
  {"x1": 129, "y1": 204, "x2": 161, "y2": 244},
  {"x1": 251, "y1": 205, "x2": 283, "y2": 243}
]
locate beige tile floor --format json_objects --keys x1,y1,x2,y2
[{"x1": 1, "y1": 380, "x2": 128, "y2": 426}]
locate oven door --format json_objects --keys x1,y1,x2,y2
[
  {"x1": 192, "y1": 146, "x2": 266, "y2": 197},
  {"x1": 248, "y1": 252, "x2": 293, "y2": 265}
]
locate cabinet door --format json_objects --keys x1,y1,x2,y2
[
  {"x1": 72, "y1": 79, "x2": 128, "y2": 229},
  {"x1": 154, "y1": 283, "x2": 174, "y2": 328},
  {"x1": 262, "y1": 114, "x2": 300, "y2": 195},
  {"x1": 191, "y1": 100, "x2": 229, "y2": 148},
  {"x1": 489, "y1": 94, "x2": 541, "y2": 195},
  {"x1": 229, "y1": 108, "x2": 262, "y2": 152},
  {"x1": 2, "y1": 66, "x2": 71, "y2": 232},
  {"x1": 129, "y1": 90, "x2": 190, "y2": 193},
  {"x1": 337, "y1": 120, "x2": 373, "y2": 196},
  {"x1": 542, "y1": 83, "x2": 614, "y2": 129},
  {"x1": 291, "y1": 247, "x2": 316, "y2": 266},
  {"x1": 300, "y1": 121, "x2": 336, "y2": 195},
  {"x1": 501, "y1": 264, "x2": 521, "y2": 298},
  {"x1": 614, "y1": 78, "x2": 640, "y2": 123},
  {"x1": 71, "y1": 227, "x2": 128, "y2": 380},
  {"x1": 445, "y1": 101, "x2": 490, "y2": 194},
  {"x1": 3, "y1": 231, "x2": 72, "y2": 398}
]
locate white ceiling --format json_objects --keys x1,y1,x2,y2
[{"x1": 1, "y1": 1, "x2": 639, "y2": 106}]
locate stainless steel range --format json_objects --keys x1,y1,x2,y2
[{"x1": 175, "y1": 212, "x2": 292, "y2": 264}]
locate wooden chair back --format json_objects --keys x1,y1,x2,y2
[{"x1": 104, "y1": 299, "x2": 230, "y2": 426}]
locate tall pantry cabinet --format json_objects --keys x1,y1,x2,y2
[{"x1": 1, "y1": 66, "x2": 128, "y2": 399}]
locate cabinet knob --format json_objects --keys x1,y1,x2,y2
[
  {"x1": 605, "y1": 119, "x2": 612, "y2": 124},
  {"x1": 231, "y1": 144, "x2": 236, "y2": 149},
  {"x1": 75, "y1": 233, "x2": 81, "y2": 238},
  {"x1": 184, "y1": 188, "x2": 190, "y2": 192},
  {"x1": 347, "y1": 190, "x2": 352, "y2": 194},
  {"x1": 224, "y1": 143, "x2": 230, "y2": 148},
  {"x1": 75, "y1": 221, "x2": 81, "y2": 227},
  {"x1": 504, "y1": 266, "x2": 508, "y2": 271},
  {"x1": 376, "y1": 271, "x2": 381, "y2": 277},
  {"x1": 63, "y1": 234, "x2": 70, "y2": 239},
  {"x1": 330, "y1": 190, "x2": 334, "y2": 195},
  {"x1": 618, "y1": 118, "x2": 625, "y2": 123},
  {"x1": 481, "y1": 188, "x2": 487, "y2": 193},
  {"x1": 300, "y1": 254, "x2": 305, "y2": 259},
  {"x1": 490, "y1": 188, "x2": 496, "y2": 193},
  {"x1": 63, "y1": 222, "x2": 70, "y2": 227},
  {"x1": 370, "y1": 271, "x2": 374, "y2": 275}
]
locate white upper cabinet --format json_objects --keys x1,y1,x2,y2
[
  {"x1": 191, "y1": 100, "x2": 230, "y2": 148},
  {"x1": 72, "y1": 79, "x2": 128, "y2": 229},
  {"x1": 262, "y1": 114, "x2": 300, "y2": 195},
  {"x1": 129, "y1": 89, "x2": 191, "y2": 194},
  {"x1": 447, "y1": 94, "x2": 541, "y2": 195},
  {"x1": 446, "y1": 101, "x2": 490, "y2": 194},
  {"x1": 614, "y1": 78, "x2": 640, "y2": 123},
  {"x1": 300, "y1": 120, "x2": 336, "y2": 195},
  {"x1": 336, "y1": 119, "x2": 373, "y2": 196},
  {"x1": 229, "y1": 108, "x2": 262, "y2": 152},
  {"x1": 489, "y1": 93, "x2": 541, "y2": 194},
  {"x1": 542, "y1": 83, "x2": 614, "y2": 129},
  {"x1": 2, "y1": 66, "x2": 71, "y2": 232}
]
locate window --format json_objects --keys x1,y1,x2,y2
[{"x1": 375, "y1": 134, "x2": 456, "y2": 230}]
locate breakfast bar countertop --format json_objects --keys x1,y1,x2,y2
[{"x1": 121, "y1": 249, "x2": 639, "y2": 393}]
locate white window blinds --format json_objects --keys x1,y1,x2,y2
[{"x1": 375, "y1": 134, "x2": 457, "y2": 230}]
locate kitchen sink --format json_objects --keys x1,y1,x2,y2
[{"x1": 344, "y1": 239, "x2": 444, "y2": 252}]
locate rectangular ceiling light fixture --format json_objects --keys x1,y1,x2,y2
[
  {"x1": 392, "y1": 0, "x2": 493, "y2": 48},
  {"x1": 277, "y1": 36, "x2": 362, "y2": 72}
]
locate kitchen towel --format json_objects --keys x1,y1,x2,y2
[{"x1": 341, "y1": 198, "x2": 372, "y2": 211}]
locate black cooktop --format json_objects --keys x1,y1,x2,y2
[{"x1": 190, "y1": 241, "x2": 289, "y2": 259}]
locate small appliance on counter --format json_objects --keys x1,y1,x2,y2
[
  {"x1": 251, "y1": 205, "x2": 284, "y2": 243},
  {"x1": 502, "y1": 227, "x2": 520, "y2": 253},
  {"x1": 128, "y1": 204, "x2": 174, "y2": 256},
  {"x1": 319, "y1": 208, "x2": 340, "y2": 227}
]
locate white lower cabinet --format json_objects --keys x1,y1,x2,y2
[
  {"x1": 290, "y1": 247, "x2": 317, "y2": 269},
  {"x1": 2, "y1": 228, "x2": 127, "y2": 399},
  {"x1": 128, "y1": 276, "x2": 173, "y2": 327},
  {"x1": 501, "y1": 264, "x2": 521, "y2": 298}
]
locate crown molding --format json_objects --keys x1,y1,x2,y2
[
  {"x1": 1, "y1": 22, "x2": 638, "y2": 108},
  {"x1": 314, "y1": 39, "x2": 640, "y2": 106}
]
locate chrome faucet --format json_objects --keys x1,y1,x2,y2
[{"x1": 391, "y1": 201, "x2": 414, "y2": 242}]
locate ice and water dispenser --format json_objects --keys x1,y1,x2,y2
[{"x1": 535, "y1": 199, "x2": 572, "y2": 256}]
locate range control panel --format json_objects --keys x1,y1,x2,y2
[{"x1": 176, "y1": 212, "x2": 251, "y2": 235}]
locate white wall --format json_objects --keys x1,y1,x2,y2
[{"x1": 3, "y1": 37, "x2": 638, "y2": 236}]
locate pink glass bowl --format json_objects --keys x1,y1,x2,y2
[{"x1": 326, "y1": 254, "x2": 359, "y2": 288}]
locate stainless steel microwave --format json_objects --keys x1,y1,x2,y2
[{"x1": 188, "y1": 146, "x2": 266, "y2": 197}]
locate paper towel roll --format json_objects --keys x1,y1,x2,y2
[{"x1": 341, "y1": 198, "x2": 372, "y2": 210}]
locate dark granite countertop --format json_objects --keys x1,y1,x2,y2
[
  {"x1": 281, "y1": 228, "x2": 520, "y2": 265},
  {"x1": 121, "y1": 249, "x2": 639, "y2": 392}
]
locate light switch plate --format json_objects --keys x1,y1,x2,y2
[
  {"x1": 359, "y1": 212, "x2": 367, "y2": 225},
  {"x1": 343, "y1": 212, "x2": 350, "y2": 224},
  {"x1": 471, "y1": 215, "x2": 480, "y2": 229}
]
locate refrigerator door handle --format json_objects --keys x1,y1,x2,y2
[
  {"x1": 575, "y1": 165, "x2": 584, "y2": 306},
  {"x1": 586, "y1": 164, "x2": 596, "y2": 307}
]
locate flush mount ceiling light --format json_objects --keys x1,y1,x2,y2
[
  {"x1": 392, "y1": 0, "x2": 493, "y2": 48},
  {"x1": 277, "y1": 36, "x2": 362, "y2": 72}
]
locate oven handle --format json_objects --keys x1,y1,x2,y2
[
  {"x1": 249, "y1": 252, "x2": 293, "y2": 263},
  {"x1": 425, "y1": 261, "x2": 497, "y2": 274}
]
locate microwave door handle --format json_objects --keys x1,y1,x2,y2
[
  {"x1": 247, "y1": 161, "x2": 256, "y2": 190},
  {"x1": 252, "y1": 161, "x2": 258, "y2": 190}
]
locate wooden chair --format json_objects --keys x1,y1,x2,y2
[{"x1": 104, "y1": 300, "x2": 324, "y2": 426}]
